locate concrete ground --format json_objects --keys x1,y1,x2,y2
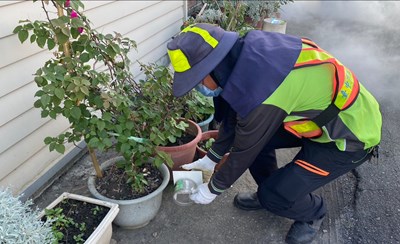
[{"x1": 34, "y1": 2, "x2": 400, "y2": 244}]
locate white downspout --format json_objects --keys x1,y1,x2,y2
[{"x1": 183, "y1": 0, "x2": 188, "y2": 20}]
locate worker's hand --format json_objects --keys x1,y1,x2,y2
[
  {"x1": 190, "y1": 183, "x2": 217, "y2": 204},
  {"x1": 181, "y1": 156, "x2": 216, "y2": 171}
]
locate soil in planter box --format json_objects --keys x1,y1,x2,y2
[
  {"x1": 43, "y1": 199, "x2": 109, "y2": 243},
  {"x1": 95, "y1": 162, "x2": 163, "y2": 200}
]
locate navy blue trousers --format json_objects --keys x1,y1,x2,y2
[{"x1": 249, "y1": 126, "x2": 373, "y2": 222}]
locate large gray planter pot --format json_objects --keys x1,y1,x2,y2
[{"x1": 87, "y1": 156, "x2": 170, "y2": 229}]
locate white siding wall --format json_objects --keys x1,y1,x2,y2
[{"x1": 0, "y1": 0, "x2": 186, "y2": 196}]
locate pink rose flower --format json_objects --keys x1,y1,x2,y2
[
  {"x1": 70, "y1": 10, "x2": 78, "y2": 19},
  {"x1": 64, "y1": 0, "x2": 70, "y2": 7},
  {"x1": 70, "y1": 10, "x2": 83, "y2": 34}
]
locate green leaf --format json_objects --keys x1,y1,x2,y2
[
  {"x1": 121, "y1": 143, "x2": 131, "y2": 153},
  {"x1": 56, "y1": 31, "x2": 69, "y2": 45},
  {"x1": 167, "y1": 135, "x2": 176, "y2": 143},
  {"x1": 41, "y1": 110, "x2": 49, "y2": 118},
  {"x1": 126, "y1": 121, "x2": 134, "y2": 130},
  {"x1": 102, "y1": 112, "x2": 112, "y2": 121},
  {"x1": 24, "y1": 22, "x2": 34, "y2": 30},
  {"x1": 40, "y1": 94, "x2": 51, "y2": 106},
  {"x1": 80, "y1": 86, "x2": 89, "y2": 96},
  {"x1": 44, "y1": 137, "x2": 53, "y2": 145},
  {"x1": 76, "y1": 91, "x2": 86, "y2": 101},
  {"x1": 34, "y1": 76, "x2": 44, "y2": 86},
  {"x1": 110, "y1": 43, "x2": 121, "y2": 53},
  {"x1": 61, "y1": 27, "x2": 70, "y2": 37},
  {"x1": 64, "y1": 100, "x2": 74, "y2": 109},
  {"x1": 104, "y1": 34, "x2": 113, "y2": 40},
  {"x1": 97, "y1": 121, "x2": 106, "y2": 131},
  {"x1": 50, "y1": 18, "x2": 64, "y2": 27},
  {"x1": 93, "y1": 96, "x2": 103, "y2": 108},
  {"x1": 55, "y1": 144, "x2": 65, "y2": 154},
  {"x1": 33, "y1": 99, "x2": 42, "y2": 108},
  {"x1": 54, "y1": 88, "x2": 64, "y2": 99},
  {"x1": 49, "y1": 142, "x2": 55, "y2": 152},
  {"x1": 49, "y1": 111, "x2": 57, "y2": 119},
  {"x1": 71, "y1": 18, "x2": 84, "y2": 28},
  {"x1": 47, "y1": 38, "x2": 55, "y2": 50},
  {"x1": 103, "y1": 138, "x2": 113, "y2": 147},
  {"x1": 37, "y1": 36, "x2": 46, "y2": 48},
  {"x1": 71, "y1": 27, "x2": 80, "y2": 39},
  {"x1": 106, "y1": 45, "x2": 116, "y2": 58},
  {"x1": 88, "y1": 137, "x2": 100, "y2": 147},
  {"x1": 79, "y1": 53, "x2": 90, "y2": 62},
  {"x1": 70, "y1": 0, "x2": 84, "y2": 10},
  {"x1": 97, "y1": 142, "x2": 105, "y2": 151},
  {"x1": 18, "y1": 29, "x2": 29, "y2": 43},
  {"x1": 70, "y1": 107, "x2": 81, "y2": 119},
  {"x1": 12, "y1": 25, "x2": 22, "y2": 34},
  {"x1": 30, "y1": 34, "x2": 36, "y2": 43}
]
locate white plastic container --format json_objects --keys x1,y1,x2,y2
[
  {"x1": 262, "y1": 18, "x2": 287, "y2": 34},
  {"x1": 173, "y1": 178, "x2": 198, "y2": 206},
  {"x1": 172, "y1": 171, "x2": 203, "y2": 206}
]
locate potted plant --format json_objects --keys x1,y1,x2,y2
[
  {"x1": 184, "y1": 89, "x2": 215, "y2": 132},
  {"x1": 13, "y1": 0, "x2": 140, "y2": 176},
  {"x1": 87, "y1": 63, "x2": 199, "y2": 228},
  {"x1": 185, "y1": 0, "x2": 253, "y2": 36},
  {"x1": 185, "y1": 1, "x2": 293, "y2": 34},
  {"x1": 134, "y1": 63, "x2": 202, "y2": 171},
  {"x1": 197, "y1": 130, "x2": 217, "y2": 158},
  {"x1": 244, "y1": 0, "x2": 293, "y2": 30},
  {"x1": 196, "y1": 130, "x2": 229, "y2": 171},
  {"x1": 41, "y1": 192, "x2": 119, "y2": 244},
  {"x1": 13, "y1": 0, "x2": 182, "y2": 229},
  {"x1": 0, "y1": 188, "x2": 119, "y2": 244}
]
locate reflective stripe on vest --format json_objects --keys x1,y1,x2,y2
[{"x1": 284, "y1": 38, "x2": 360, "y2": 138}]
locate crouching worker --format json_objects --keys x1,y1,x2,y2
[{"x1": 167, "y1": 23, "x2": 381, "y2": 244}]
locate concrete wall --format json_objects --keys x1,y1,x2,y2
[{"x1": 0, "y1": 0, "x2": 186, "y2": 197}]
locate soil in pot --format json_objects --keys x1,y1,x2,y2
[
  {"x1": 164, "y1": 132, "x2": 195, "y2": 146},
  {"x1": 94, "y1": 162, "x2": 163, "y2": 200},
  {"x1": 43, "y1": 199, "x2": 109, "y2": 243}
]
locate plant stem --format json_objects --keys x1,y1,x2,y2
[
  {"x1": 55, "y1": 2, "x2": 71, "y2": 57},
  {"x1": 89, "y1": 147, "x2": 103, "y2": 178}
]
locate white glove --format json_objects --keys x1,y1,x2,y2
[
  {"x1": 181, "y1": 156, "x2": 217, "y2": 171},
  {"x1": 190, "y1": 183, "x2": 217, "y2": 204}
]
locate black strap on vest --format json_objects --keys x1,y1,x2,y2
[{"x1": 312, "y1": 103, "x2": 341, "y2": 127}]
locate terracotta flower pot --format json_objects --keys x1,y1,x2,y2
[
  {"x1": 196, "y1": 130, "x2": 229, "y2": 171},
  {"x1": 157, "y1": 119, "x2": 202, "y2": 171}
]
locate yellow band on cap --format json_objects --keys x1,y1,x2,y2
[
  {"x1": 168, "y1": 49, "x2": 191, "y2": 72},
  {"x1": 168, "y1": 25, "x2": 219, "y2": 73},
  {"x1": 181, "y1": 25, "x2": 219, "y2": 48}
]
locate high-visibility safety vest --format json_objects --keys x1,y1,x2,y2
[{"x1": 283, "y1": 39, "x2": 360, "y2": 138}]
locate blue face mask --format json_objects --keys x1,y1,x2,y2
[{"x1": 195, "y1": 83, "x2": 223, "y2": 97}]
